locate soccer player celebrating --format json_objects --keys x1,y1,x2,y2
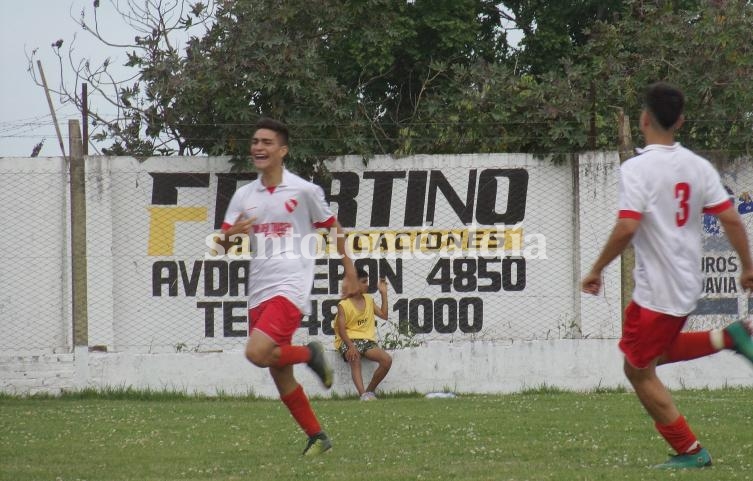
[
  {"x1": 582, "y1": 82, "x2": 753, "y2": 469},
  {"x1": 217, "y1": 118, "x2": 360, "y2": 455}
]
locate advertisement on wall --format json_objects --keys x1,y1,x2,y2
[
  {"x1": 693, "y1": 171, "x2": 753, "y2": 327},
  {"x1": 98, "y1": 154, "x2": 581, "y2": 351}
]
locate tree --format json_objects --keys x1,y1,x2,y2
[
  {"x1": 31, "y1": 0, "x2": 510, "y2": 170},
  {"x1": 30, "y1": 0, "x2": 753, "y2": 168},
  {"x1": 499, "y1": 0, "x2": 626, "y2": 75},
  {"x1": 28, "y1": 0, "x2": 219, "y2": 157},
  {"x1": 575, "y1": 0, "x2": 753, "y2": 161},
  {"x1": 134, "y1": 0, "x2": 510, "y2": 170}
]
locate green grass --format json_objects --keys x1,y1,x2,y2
[{"x1": 2, "y1": 388, "x2": 753, "y2": 481}]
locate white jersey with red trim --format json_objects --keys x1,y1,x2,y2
[
  {"x1": 618, "y1": 143, "x2": 731, "y2": 316},
  {"x1": 222, "y1": 169, "x2": 335, "y2": 315}
]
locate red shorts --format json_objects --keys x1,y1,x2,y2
[
  {"x1": 619, "y1": 301, "x2": 687, "y2": 369},
  {"x1": 248, "y1": 296, "x2": 302, "y2": 346}
]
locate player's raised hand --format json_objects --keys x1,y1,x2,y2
[
  {"x1": 581, "y1": 271, "x2": 602, "y2": 295},
  {"x1": 739, "y1": 267, "x2": 753, "y2": 292},
  {"x1": 225, "y1": 212, "x2": 255, "y2": 237},
  {"x1": 214, "y1": 213, "x2": 256, "y2": 255}
]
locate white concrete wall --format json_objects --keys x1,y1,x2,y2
[
  {"x1": 3, "y1": 341, "x2": 752, "y2": 397},
  {"x1": 578, "y1": 152, "x2": 622, "y2": 338},
  {"x1": 0, "y1": 352, "x2": 76, "y2": 395},
  {"x1": 3, "y1": 153, "x2": 753, "y2": 396},
  {"x1": 0, "y1": 157, "x2": 71, "y2": 352}
]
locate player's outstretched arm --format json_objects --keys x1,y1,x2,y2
[
  {"x1": 717, "y1": 207, "x2": 753, "y2": 291},
  {"x1": 332, "y1": 220, "x2": 360, "y2": 298},
  {"x1": 582, "y1": 217, "x2": 639, "y2": 295}
]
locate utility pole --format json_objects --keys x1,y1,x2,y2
[
  {"x1": 36, "y1": 60, "x2": 66, "y2": 159},
  {"x1": 69, "y1": 120, "x2": 88, "y2": 347},
  {"x1": 82, "y1": 83, "x2": 89, "y2": 155},
  {"x1": 617, "y1": 108, "x2": 635, "y2": 321}
]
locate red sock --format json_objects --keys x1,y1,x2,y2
[
  {"x1": 274, "y1": 345, "x2": 311, "y2": 368},
  {"x1": 723, "y1": 330, "x2": 734, "y2": 349},
  {"x1": 655, "y1": 415, "x2": 700, "y2": 454},
  {"x1": 663, "y1": 331, "x2": 732, "y2": 363},
  {"x1": 281, "y1": 384, "x2": 321, "y2": 437}
]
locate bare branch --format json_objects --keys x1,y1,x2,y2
[
  {"x1": 412, "y1": 62, "x2": 445, "y2": 119},
  {"x1": 78, "y1": 3, "x2": 140, "y2": 49}
]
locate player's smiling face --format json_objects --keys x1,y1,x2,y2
[{"x1": 251, "y1": 128, "x2": 288, "y2": 173}]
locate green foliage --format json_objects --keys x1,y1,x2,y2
[
  {"x1": 380, "y1": 319, "x2": 423, "y2": 350},
  {"x1": 170, "y1": 0, "x2": 508, "y2": 171},
  {"x1": 502, "y1": 0, "x2": 627, "y2": 75},
  {"x1": 578, "y1": 0, "x2": 753, "y2": 161},
  {"x1": 43, "y1": 0, "x2": 753, "y2": 167}
]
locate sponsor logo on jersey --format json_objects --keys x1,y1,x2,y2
[{"x1": 253, "y1": 222, "x2": 293, "y2": 237}]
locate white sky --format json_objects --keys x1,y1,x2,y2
[{"x1": 0, "y1": 1, "x2": 142, "y2": 157}]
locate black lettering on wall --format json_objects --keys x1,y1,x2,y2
[
  {"x1": 311, "y1": 259, "x2": 329, "y2": 295},
  {"x1": 426, "y1": 169, "x2": 477, "y2": 225},
  {"x1": 150, "y1": 173, "x2": 210, "y2": 205},
  {"x1": 404, "y1": 171, "x2": 428, "y2": 226},
  {"x1": 180, "y1": 261, "x2": 202, "y2": 297},
  {"x1": 153, "y1": 261, "x2": 178, "y2": 296},
  {"x1": 223, "y1": 301, "x2": 248, "y2": 337},
  {"x1": 204, "y1": 260, "x2": 228, "y2": 296},
  {"x1": 459, "y1": 297, "x2": 483, "y2": 333},
  {"x1": 328, "y1": 259, "x2": 345, "y2": 294},
  {"x1": 379, "y1": 258, "x2": 402, "y2": 293},
  {"x1": 364, "y1": 171, "x2": 406, "y2": 226},
  {"x1": 502, "y1": 257, "x2": 526, "y2": 291},
  {"x1": 321, "y1": 300, "x2": 339, "y2": 335},
  {"x1": 197, "y1": 301, "x2": 222, "y2": 337},
  {"x1": 320, "y1": 171, "x2": 360, "y2": 227},
  {"x1": 228, "y1": 260, "x2": 249, "y2": 297},
  {"x1": 476, "y1": 169, "x2": 528, "y2": 225},
  {"x1": 410, "y1": 298, "x2": 434, "y2": 334},
  {"x1": 434, "y1": 298, "x2": 458, "y2": 333}
]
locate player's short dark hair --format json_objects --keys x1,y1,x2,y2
[
  {"x1": 644, "y1": 82, "x2": 684, "y2": 130},
  {"x1": 254, "y1": 117, "x2": 289, "y2": 146},
  {"x1": 356, "y1": 267, "x2": 369, "y2": 279}
]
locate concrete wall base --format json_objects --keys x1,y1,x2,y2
[{"x1": 3, "y1": 340, "x2": 752, "y2": 397}]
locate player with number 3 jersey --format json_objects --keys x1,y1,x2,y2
[{"x1": 582, "y1": 83, "x2": 753, "y2": 469}]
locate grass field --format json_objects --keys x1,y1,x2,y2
[{"x1": 2, "y1": 387, "x2": 753, "y2": 481}]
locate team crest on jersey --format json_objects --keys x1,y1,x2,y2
[{"x1": 285, "y1": 197, "x2": 298, "y2": 213}]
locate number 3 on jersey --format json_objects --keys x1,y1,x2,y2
[{"x1": 675, "y1": 182, "x2": 690, "y2": 227}]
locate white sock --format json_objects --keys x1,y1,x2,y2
[{"x1": 709, "y1": 329, "x2": 725, "y2": 351}]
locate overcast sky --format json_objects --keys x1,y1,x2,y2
[{"x1": 0, "y1": 1, "x2": 143, "y2": 157}]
